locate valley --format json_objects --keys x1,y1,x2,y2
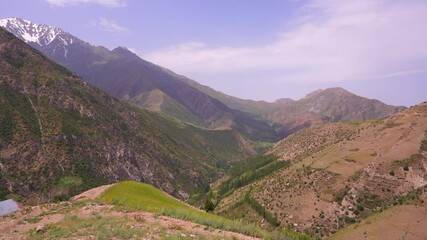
[{"x1": 0, "y1": 15, "x2": 426, "y2": 240}]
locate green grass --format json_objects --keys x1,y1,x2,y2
[
  {"x1": 98, "y1": 181, "x2": 312, "y2": 240},
  {"x1": 99, "y1": 181, "x2": 218, "y2": 219}
]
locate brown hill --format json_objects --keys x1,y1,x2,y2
[
  {"x1": 265, "y1": 87, "x2": 405, "y2": 136},
  {"x1": 214, "y1": 102, "x2": 427, "y2": 238}
]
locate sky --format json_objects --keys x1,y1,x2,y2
[{"x1": 0, "y1": 0, "x2": 426, "y2": 106}]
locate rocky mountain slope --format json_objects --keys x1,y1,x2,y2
[
  {"x1": 0, "y1": 27, "x2": 255, "y2": 204},
  {"x1": 212, "y1": 102, "x2": 427, "y2": 238},
  {"x1": 0, "y1": 17, "x2": 278, "y2": 142}
]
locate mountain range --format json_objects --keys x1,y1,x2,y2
[
  {"x1": 0, "y1": 27, "x2": 255, "y2": 203},
  {"x1": 0, "y1": 17, "x2": 278, "y2": 143},
  {"x1": 0, "y1": 17, "x2": 404, "y2": 139},
  {"x1": 184, "y1": 79, "x2": 405, "y2": 136}
]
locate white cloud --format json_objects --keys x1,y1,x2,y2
[
  {"x1": 46, "y1": 0, "x2": 126, "y2": 7},
  {"x1": 87, "y1": 17, "x2": 131, "y2": 35},
  {"x1": 145, "y1": 0, "x2": 427, "y2": 83}
]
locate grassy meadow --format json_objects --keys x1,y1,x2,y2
[{"x1": 98, "y1": 181, "x2": 312, "y2": 240}]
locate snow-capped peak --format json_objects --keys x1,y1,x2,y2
[{"x1": 0, "y1": 17, "x2": 67, "y2": 46}]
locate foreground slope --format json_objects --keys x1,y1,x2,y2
[
  {"x1": 0, "y1": 182, "x2": 256, "y2": 240},
  {"x1": 0, "y1": 17, "x2": 278, "y2": 142},
  {"x1": 0, "y1": 27, "x2": 254, "y2": 203},
  {"x1": 1, "y1": 205, "x2": 254, "y2": 240},
  {"x1": 0, "y1": 182, "x2": 312, "y2": 240},
  {"x1": 213, "y1": 102, "x2": 427, "y2": 238}
]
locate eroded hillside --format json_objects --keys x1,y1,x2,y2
[{"x1": 213, "y1": 102, "x2": 427, "y2": 238}]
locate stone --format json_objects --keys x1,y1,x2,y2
[{"x1": 36, "y1": 225, "x2": 46, "y2": 233}]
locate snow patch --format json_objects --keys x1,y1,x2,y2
[
  {"x1": 309, "y1": 106, "x2": 320, "y2": 113},
  {"x1": 64, "y1": 46, "x2": 68, "y2": 59},
  {"x1": 21, "y1": 31, "x2": 40, "y2": 43},
  {"x1": 0, "y1": 17, "x2": 66, "y2": 46}
]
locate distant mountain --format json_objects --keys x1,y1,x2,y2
[
  {"x1": 181, "y1": 77, "x2": 275, "y2": 115},
  {"x1": 183, "y1": 77, "x2": 405, "y2": 136},
  {"x1": 265, "y1": 87, "x2": 406, "y2": 136},
  {"x1": 0, "y1": 27, "x2": 255, "y2": 203},
  {"x1": 0, "y1": 17, "x2": 278, "y2": 142}
]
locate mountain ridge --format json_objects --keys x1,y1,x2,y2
[
  {"x1": 1, "y1": 17, "x2": 405, "y2": 140},
  {"x1": 0, "y1": 17, "x2": 279, "y2": 142},
  {"x1": 182, "y1": 77, "x2": 405, "y2": 136}
]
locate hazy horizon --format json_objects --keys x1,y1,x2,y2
[{"x1": 1, "y1": 0, "x2": 426, "y2": 106}]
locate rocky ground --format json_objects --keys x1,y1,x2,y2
[{"x1": 0, "y1": 185, "x2": 258, "y2": 240}]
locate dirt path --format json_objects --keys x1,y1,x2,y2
[{"x1": 70, "y1": 184, "x2": 114, "y2": 201}]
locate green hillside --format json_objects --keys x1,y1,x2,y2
[
  {"x1": 99, "y1": 181, "x2": 225, "y2": 221},
  {"x1": 99, "y1": 181, "x2": 312, "y2": 240}
]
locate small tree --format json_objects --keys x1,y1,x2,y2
[
  {"x1": 57, "y1": 175, "x2": 83, "y2": 199},
  {"x1": 204, "y1": 199, "x2": 215, "y2": 212}
]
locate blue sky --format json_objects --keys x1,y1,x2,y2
[{"x1": 1, "y1": 0, "x2": 426, "y2": 106}]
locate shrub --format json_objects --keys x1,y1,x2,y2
[
  {"x1": 334, "y1": 186, "x2": 350, "y2": 204},
  {"x1": 57, "y1": 175, "x2": 83, "y2": 198},
  {"x1": 204, "y1": 200, "x2": 215, "y2": 212},
  {"x1": 403, "y1": 165, "x2": 409, "y2": 171},
  {"x1": 0, "y1": 177, "x2": 9, "y2": 201}
]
